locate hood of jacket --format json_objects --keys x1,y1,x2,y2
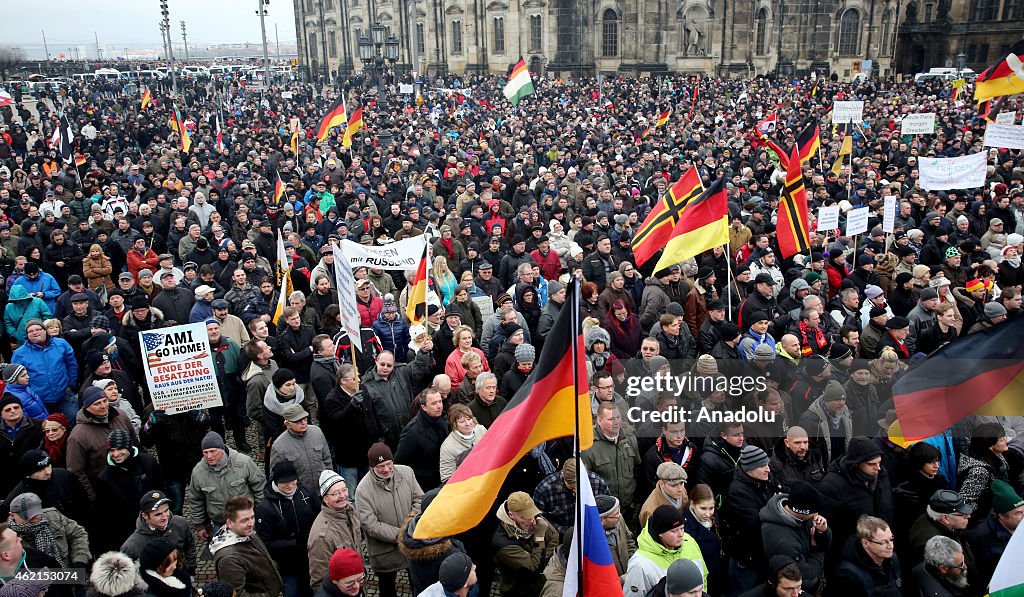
[
  {"x1": 8, "y1": 285, "x2": 29, "y2": 301},
  {"x1": 399, "y1": 512, "x2": 454, "y2": 561},
  {"x1": 90, "y1": 551, "x2": 146, "y2": 597},
  {"x1": 759, "y1": 494, "x2": 804, "y2": 530}
]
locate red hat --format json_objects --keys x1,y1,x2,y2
[{"x1": 329, "y1": 549, "x2": 364, "y2": 581}]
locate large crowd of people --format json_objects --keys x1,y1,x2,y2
[{"x1": 0, "y1": 66, "x2": 1022, "y2": 597}]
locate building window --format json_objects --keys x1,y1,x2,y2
[
  {"x1": 416, "y1": 23, "x2": 425, "y2": 55},
  {"x1": 836, "y1": 9, "x2": 860, "y2": 56},
  {"x1": 601, "y1": 10, "x2": 618, "y2": 57},
  {"x1": 971, "y1": 0, "x2": 999, "y2": 20},
  {"x1": 880, "y1": 10, "x2": 892, "y2": 56},
  {"x1": 755, "y1": 8, "x2": 768, "y2": 55},
  {"x1": 924, "y1": 3, "x2": 933, "y2": 21},
  {"x1": 451, "y1": 20, "x2": 463, "y2": 54},
  {"x1": 529, "y1": 15, "x2": 542, "y2": 51},
  {"x1": 306, "y1": 0, "x2": 314, "y2": 12},
  {"x1": 324, "y1": 0, "x2": 334, "y2": 9},
  {"x1": 308, "y1": 31, "x2": 318, "y2": 66},
  {"x1": 328, "y1": 30, "x2": 337, "y2": 57},
  {"x1": 493, "y1": 17, "x2": 505, "y2": 53},
  {"x1": 1006, "y1": 0, "x2": 1022, "y2": 19}
]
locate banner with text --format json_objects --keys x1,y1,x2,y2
[
  {"x1": 833, "y1": 101, "x2": 864, "y2": 124},
  {"x1": 995, "y1": 111, "x2": 1017, "y2": 125},
  {"x1": 900, "y1": 113, "x2": 936, "y2": 135},
  {"x1": 918, "y1": 152, "x2": 988, "y2": 190},
  {"x1": 339, "y1": 236, "x2": 429, "y2": 270},
  {"x1": 332, "y1": 242, "x2": 363, "y2": 352},
  {"x1": 141, "y1": 323, "x2": 222, "y2": 415},
  {"x1": 983, "y1": 123, "x2": 1024, "y2": 150}
]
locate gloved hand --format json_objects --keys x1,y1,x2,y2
[
  {"x1": 533, "y1": 516, "x2": 549, "y2": 541},
  {"x1": 352, "y1": 392, "x2": 365, "y2": 405}
]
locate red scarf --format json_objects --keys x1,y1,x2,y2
[
  {"x1": 887, "y1": 332, "x2": 910, "y2": 358},
  {"x1": 798, "y1": 321, "x2": 828, "y2": 356},
  {"x1": 440, "y1": 236, "x2": 455, "y2": 259}
]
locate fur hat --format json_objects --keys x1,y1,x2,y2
[
  {"x1": 89, "y1": 552, "x2": 143, "y2": 597},
  {"x1": 585, "y1": 326, "x2": 611, "y2": 351}
]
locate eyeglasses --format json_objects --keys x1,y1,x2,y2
[
  {"x1": 341, "y1": 575, "x2": 365, "y2": 590},
  {"x1": 866, "y1": 537, "x2": 895, "y2": 546}
]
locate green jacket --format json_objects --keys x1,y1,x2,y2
[
  {"x1": 581, "y1": 426, "x2": 641, "y2": 506},
  {"x1": 492, "y1": 509, "x2": 559, "y2": 597},
  {"x1": 185, "y1": 451, "x2": 266, "y2": 527},
  {"x1": 623, "y1": 526, "x2": 707, "y2": 596}
]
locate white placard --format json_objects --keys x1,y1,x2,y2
[
  {"x1": 983, "y1": 123, "x2": 1024, "y2": 150},
  {"x1": 817, "y1": 206, "x2": 840, "y2": 231},
  {"x1": 845, "y1": 207, "x2": 870, "y2": 236},
  {"x1": 918, "y1": 152, "x2": 989, "y2": 190},
  {"x1": 900, "y1": 113, "x2": 936, "y2": 135},
  {"x1": 882, "y1": 196, "x2": 897, "y2": 233},
  {"x1": 472, "y1": 295, "x2": 494, "y2": 320},
  {"x1": 141, "y1": 323, "x2": 223, "y2": 415},
  {"x1": 281, "y1": 91, "x2": 293, "y2": 99},
  {"x1": 339, "y1": 236, "x2": 429, "y2": 270},
  {"x1": 833, "y1": 101, "x2": 864, "y2": 124},
  {"x1": 995, "y1": 111, "x2": 1016, "y2": 125},
  {"x1": 399, "y1": 84, "x2": 414, "y2": 94},
  {"x1": 332, "y1": 242, "x2": 362, "y2": 352}
]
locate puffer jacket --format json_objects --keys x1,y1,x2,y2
[
  {"x1": 622, "y1": 525, "x2": 707, "y2": 597},
  {"x1": 372, "y1": 312, "x2": 411, "y2": 362},
  {"x1": 581, "y1": 426, "x2": 641, "y2": 507},
  {"x1": 399, "y1": 509, "x2": 466, "y2": 595},
  {"x1": 185, "y1": 451, "x2": 267, "y2": 527},
  {"x1": 307, "y1": 503, "x2": 363, "y2": 592},
  {"x1": 759, "y1": 494, "x2": 830, "y2": 592},
  {"x1": 64, "y1": 407, "x2": 138, "y2": 501},
  {"x1": 4, "y1": 285, "x2": 52, "y2": 343},
  {"x1": 354, "y1": 464, "x2": 423, "y2": 573},
  {"x1": 268, "y1": 425, "x2": 333, "y2": 492},
  {"x1": 120, "y1": 513, "x2": 197, "y2": 572},
  {"x1": 2, "y1": 382, "x2": 48, "y2": 420}
]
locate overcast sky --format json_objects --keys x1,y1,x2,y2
[{"x1": 4, "y1": 1, "x2": 297, "y2": 56}]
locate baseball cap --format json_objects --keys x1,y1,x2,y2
[
  {"x1": 506, "y1": 491, "x2": 541, "y2": 518},
  {"x1": 9, "y1": 493, "x2": 43, "y2": 520},
  {"x1": 140, "y1": 490, "x2": 172, "y2": 512}
]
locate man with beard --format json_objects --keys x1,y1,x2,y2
[{"x1": 913, "y1": 536, "x2": 971, "y2": 597}]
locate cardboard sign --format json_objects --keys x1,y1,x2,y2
[
  {"x1": 817, "y1": 206, "x2": 840, "y2": 231},
  {"x1": 900, "y1": 113, "x2": 936, "y2": 135},
  {"x1": 918, "y1": 152, "x2": 988, "y2": 190},
  {"x1": 833, "y1": 101, "x2": 864, "y2": 124},
  {"x1": 882, "y1": 196, "x2": 897, "y2": 233},
  {"x1": 983, "y1": 123, "x2": 1024, "y2": 150},
  {"x1": 845, "y1": 207, "x2": 870, "y2": 236},
  {"x1": 141, "y1": 323, "x2": 223, "y2": 415}
]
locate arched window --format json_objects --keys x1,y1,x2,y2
[
  {"x1": 836, "y1": 9, "x2": 860, "y2": 56},
  {"x1": 880, "y1": 9, "x2": 892, "y2": 56},
  {"x1": 755, "y1": 8, "x2": 768, "y2": 55},
  {"x1": 601, "y1": 9, "x2": 619, "y2": 57}
]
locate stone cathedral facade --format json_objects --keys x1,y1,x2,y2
[{"x1": 292, "y1": 0, "x2": 908, "y2": 79}]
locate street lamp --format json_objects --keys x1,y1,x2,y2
[
  {"x1": 957, "y1": 52, "x2": 966, "y2": 72},
  {"x1": 358, "y1": 23, "x2": 400, "y2": 106}
]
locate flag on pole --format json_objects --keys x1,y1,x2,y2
[
  {"x1": 687, "y1": 86, "x2": 699, "y2": 120},
  {"x1": 631, "y1": 167, "x2": 702, "y2": 267},
  {"x1": 272, "y1": 231, "x2": 293, "y2": 325},
  {"x1": 562, "y1": 460, "x2": 624, "y2": 597},
  {"x1": 653, "y1": 178, "x2": 729, "y2": 273},
  {"x1": 831, "y1": 134, "x2": 853, "y2": 177},
  {"x1": 290, "y1": 128, "x2": 300, "y2": 156},
  {"x1": 973, "y1": 40, "x2": 1024, "y2": 102},
  {"x1": 172, "y1": 107, "x2": 192, "y2": 154},
  {"x1": 315, "y1": 97, "x2": 347, "y2": 144},
  {"x1": 983, "y1": 482, "x2": 1024, "y2": 596},
  {"x1": 503, "y1": 58, "x2": 535, "y2": 106},
  {"x1": 777, "y1": 146, "x2": 812, "y2": 259},
  {"x1": 796, "y1": 122, "x2": 821, "y2": 166},
  {"x1": 342, "y1": 107, "x2": 364, "y2": 148},
  {"x1": 405, "y1": 241, "x2": 430, "y2": 326},
  {"x1": 141, "y1": 86, "x2": 152, "y2": 111},
  {"x1": 655, "y1": 109, "x2": 672, "y2": 128},
  {"x1": 271, "y1": 168, "x2": 285, "y2": 205},
  {"x1": 331, "y1": 242, "x2": 363, "y2": 353},
  {"x1": 0, "y1": 89, "x2": 13, "y2": 107},
  {"x1": 215, "y1": 114, "x2": 225, "y2": 151},
  {"x1": 412, "y1": 282, "x2": 592, "y2": 539}
]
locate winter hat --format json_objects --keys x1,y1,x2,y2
[
  {"x1": 45, "y1": 413, "x2": 69, "y2": 429},
  {"x1": 499, "y1": 321, "x2": 522, "y2": 338},
  {"x1": 87, "y1": 351, "x2": 110, "y2": 371},
  {"x1": 966, "y1": 278, "x2": 986, "y2": 293},
  {"x1": 752, "y1": 344, "x2": 776, "y2": 361},
  {"x1": 822, "y1": 380, "x2": 846, "y2": 403},
  {"x1": 0, "y1": 394, "x2": 21, "y2": 411},
  {"x1": 139, "y1": 538, "x2": 176, "y2": 572},
  {"x1": 648, "y1": 504, "x2": 685, "y2": 537},
  {"x1": 272, "y1": 460, "x2": 299, "y2": 484},
  {"x1": 90, "y1": 315, "x2": 110, "y2": 330},
  {"x1": 804, "y1": 271, "x2": 823, "y2": 285},
  {"x1": 130, "y1": 295, "x2": 150, "y2": 309},
  {"x1": 648, "y1": 355, "x2": 670, "y2": 374},
  {"x1": 695, "y1": 354, "x2": 718, "y2": 375},
  {"x1": 846, "y1": 436, "x2": 883, "y2": 464},
  {"x1": 0, "y1": 580, "x2": 51, "y2": 597},
  {"x1": 720, "y1": 322, "x2": 741, "y2": 342},
  {"x1": 328, "y1": 548, "x2": 365, "y2": 581},
  {"x1": 985, "y1": 301, "x2": 1008, "y2": 318},
  {"x1": 803, "y1": 356, "x2": 830, "y2": 376},
  {"x1": 548, "y1": 280, "x2": 564, "y2": 295},
  {"x1": 318, "y1": 469, "x2": 345, "y2": 497},
  {"x1": 2, "y1": 364, "x2": 25, "y2": 385},
  {"x1": 515, "y1": 343, "x2": 536, "y2": 364},
  {"x1": 748, "y1": 311, "x2": 770, "y2": 325},
  {"x1": 272, "y1": 368, "x2": 296, "y2": 388},
  {"x1": 18, "y1": 450, "x2": 50, "y2": 477},
  {"x1": 857, "y1": 254, "x2": 873, "y2": 266},
  {"x1": 89, "y1": 551, "x2": 141, "y2": 597},
  {"x1": 368, "y1": 442, "x2": 394, "y2": 467},
  {"x1": 666, "y1": 302, "x2": 685, "y2": 317},
  {"x1": 23, "y1": 318, "x2": 45, "y2": 333},
  {"x1": 657, "y1": 462, "x2": 687, "y2": 482},
  {"x1": 865, "y1": 285, "x2": 883, "y2": 299},
  {"x1": 382, "y1": 294, "x2": 398, "y2": 315},
  {"x1": 945, "y1": 246, "x2": 961, "y2": 259},
  {"x1": 919, "y1": 288, "x2": 939, "y2": 301},
  {"x1": 786, "y1": 481, "x2": 821, "y2": 515},
  {"x1": 595, "y1": 494, "x2": 621, "y2": 517},
  {"x1": 438, "y1": 552, "x2": 474, "y2": 592},
  {"x1": 201, "y1": 431, "x2": 227, "y2": 452},
  {"x1": 829, "y1": 343, "x2": 853, "y2": 361},
  {"x1": 93, "y1": 379, "x2": 116, "y2": 391},
  {"x1": 80, "y1": 386, "x2": 105, "y2": 409},
  {"x1": 850, "y1": 358, "x2": 871, "y2": 373},
  {"x1": 585, "y1": 326, "x2": 611, "y2": 351},
  {"x1": 106, "y1": 429, "x2": 133, "y2": 451},
  {"x1": 740, "y1": 444, "x2": 770, "y2": 472},
  {"x1": 138, "y1": 269, "x2": 153, "y2": 279},
  {"x1": 991, "y1": 480, "x2": 1024, "y2": 514},
  {"x1": 665, "y1": 559, "x2": 705, "y2": 595}
]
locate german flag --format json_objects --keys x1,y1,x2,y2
[
  {"x1": 777, "y1": 146, "x2": 811, "y2": 259},
  {"x1": 894, "y1": 317, "x2": 1024, "y2": 441},
  {"x1": 74, "y1": 154, "x2": 86, "y2": 167},
  {"x1": 796, "y1": 122, "x2": 821, "y2": 166},
  {"x1": 342, "y1": 107, "x2": 363, "y2": 148},
  {"x1": 974, "y1": 40, "x2": 1024, "y2": 102},
  {"x1": 271, "y1": 168, "x2": 285, "y2": 205},
  {"x1": 290, "y1": 128, "x2": 300, "y2": 156},
  {"x1": 655, "y1": 109, "x2": 671, "y2": 128},
  {"x1": 141, "y1": 86, "x2": 152, "y2": 111},
  {"x1": 412, "y1": 282, "x2": 593, "y2": 539},
  {"x1": 653, "y1": 178, "x2": 729, "y2": 273},
  {"x1": 980, "y1": 96, "x2": 1006, "y2": 123},
  {"x1": 315, "y1": 97, "x2": 347, "y2": 144},
  {"x1": 172, "y1": 107, "x2": 191, "y2": 154},
  {"x1": 631, "y1": 167, "x2": 702, "y2": 267},
  {"x1": 687, "y1": 86, "x2": 699, "y2": 119},
  {"x1": 405, "y1": 241, "x2": 429, "y2": 325}
]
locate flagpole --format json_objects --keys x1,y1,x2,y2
[
  {"x1": 570, "y1": 279, "x2": 584, "y2": 596},
  {"x1": 725, "y1": 244, "x2": 733, "y2": 317}
]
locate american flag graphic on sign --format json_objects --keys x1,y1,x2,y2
[{"x1": 142, "y1": 333, "x2": 164, "y2": 352}]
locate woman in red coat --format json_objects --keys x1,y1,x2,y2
[{"x1": 825, "y1": 248, "x2": 851, "y2": 299}]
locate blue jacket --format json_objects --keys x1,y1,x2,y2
[
  {"x1": 372, "y1": 312, "x2": 410, "y2": 362},
  {"x1": 11, "y1": 337, "x2": 77, "y2": 406},
  {"x1": 12, "y1": 272, "x2": 62, "y2": 312},
  {"x1": 3, "y1": 286, "x2": 53, "y2": 344},
  {"x1": 189, "y1": 299, "x2": 214, "y2": 323},
  {"x1": 2, "y1": 383, "x2": 49, "y2": 420}
]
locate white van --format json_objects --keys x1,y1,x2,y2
[
  {"x1": 72, "y1": 73, "x2": 97, "y2": 82},
  {"x1": 94, "y1": 68, "x2": 124, "y2": 80},
  {"x1": 183, "y1": 65, "x2": 210, "y2": 78}
]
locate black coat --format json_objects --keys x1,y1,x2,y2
[
  {"x1": 277, "y1": 323, "x2": 316, "y2": 383},
  {"x1": 309, "y1": 358, "x2": 339, "y2": 409},
  {"x1": 322, "y1": 387, "x2": 380, "y2": 468},
  {"x1": 254, "y1": 483, "x2": 320, "y2": 577},
  {"x1": 394, "y1": 410, "x2": 449, "y2": 491},
  {"x1": 827, "y1": 538, "x2": 903, "y2": 597},
  {"x1": 720, "y1": 467, "x2": 784, "y2": 567},
  {"x1": 139, "y1": 409, "x2": 210, "y2": 482},
  {"x1": 0, "y1": 417, "x2": 44, "y2": 496},
  {"x1": 94, "y1": 451, "x2": 166, "y2": 553},
  {"x1": 759, "y1": 494, "x2": 831, "y2": 592},
  {"x1": 2, "y1": 468, "x2": 90, "y2": 523},
  {"x1": 818, "y1": 455, "x2": 895, "y2": 565}
]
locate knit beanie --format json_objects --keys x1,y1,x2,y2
[
  {"x1": 200, "y1": 431, "x2": 227, "y2": 452},
  {"x1": 846, "y1": 436, "x2": 883, "y2": 464},
  {"x1": 272, "y1": 368, "x2": 296, "y2": 389},
  {"x1": 18, "y1": 450, "x2": 50, "y2": 477},
  {"x1": 648, "y1": 505, "x2": 685, "y2": 537},
  {"x1": 991, "y1": 480, "x2": 1024, "y2": 514},
  {"x1": 739, "y1": 444, "x2": 770, "y2": 472},
  {"x1": 106, "y1": 429, "x2": 133, "y2": 451},
  {"x1": 367, "y1": 442, "x2": 393, "y2": 467},
  {"x1": 665, "y1": 559, "x2": 705, "y2": 595},
  {"x1": 318, "y1": 469, "x2": 345, "y2": 497},
  {"x1": 515, "y1": 343, "x2": 536, "y2": 364},
  {"x1": 2, "y1": 364, "x2": 25, "y2": 385},
  {"x1": 328, "y1": 549, "x2": 364, "y2": 581},
  {"x1": 79, "y1": 386, "x2": 105, "y2": 409},
  {"x1": 438, "y1": 552, "x2": 474, "y2": 592},
  {"x1": 0, "y1": 394, "x2": 22, "y2": 411}
]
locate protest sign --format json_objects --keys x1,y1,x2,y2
[
  {"x1": 817, "y1": 206, "x2": 840, "y2": 231},
  {"x1": 983, "y1": 123, "x2": 1024, "y2": 150},
  {"x1": 846, "y1": 207, "x2": 870, "y2": 236},
  {"x1": 141, "y1": 323, "x2": 222, "y2": 415},
  {"x1": 995, "y1": 111, "x2": 1016, "y2": 124},
  {"x1": 918, "y1": 152, "x2": 988, "y2": 190},
  {"x1": 833, "y1": 101, "x2": 864, "y2": 124},
  {"x1": 339, "y1": 236, "x2": 428, "y2": 270},
  {"x1": 332, "y1": 242, "x2": 362, "y2": 352},
  {"x1": 900, "y1": 113, "x2": 935, "y2": 135},
  {"x1": 882, "y1": 196, "x2": 897, "y2": 233}
]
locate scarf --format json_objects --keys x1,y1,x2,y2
[
  {"x1": 689, "y1": 505, "x2": 713, "y2": 529},
  {"x1": 208, "y1": 525, "x2": 251, "y2": 555},
  {"x1": 886, "y1": 331, "x2": 910, "y2": 358},
  {"x1": 658, "y1": 486, "x2": 683, "y2": 509},
  {"x1": 798, "y1": 322, "x2": 828, "y2": 356},
  {"x1": 8, "y1": 519, "x2": 65, "y2": 566},
  {"x1": 440, "y1": 236, "x2": 455, "y2": 259},
  {"x1": 273, "y1": 481, "x2": 297, "y2": 499},
  {"x1": 1006, "y1": 258, "x2": 1021, "y2": 268},
  {"x1": 818, "y1": 397, "x2": 843, "y2": 431},
  {"x1": 43, "y1": 432, "x2": 68, "y2": 463}
]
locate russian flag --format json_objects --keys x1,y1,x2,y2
[{"x1": 562, "y1": 460, "x2": 623, "y2": 597}]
